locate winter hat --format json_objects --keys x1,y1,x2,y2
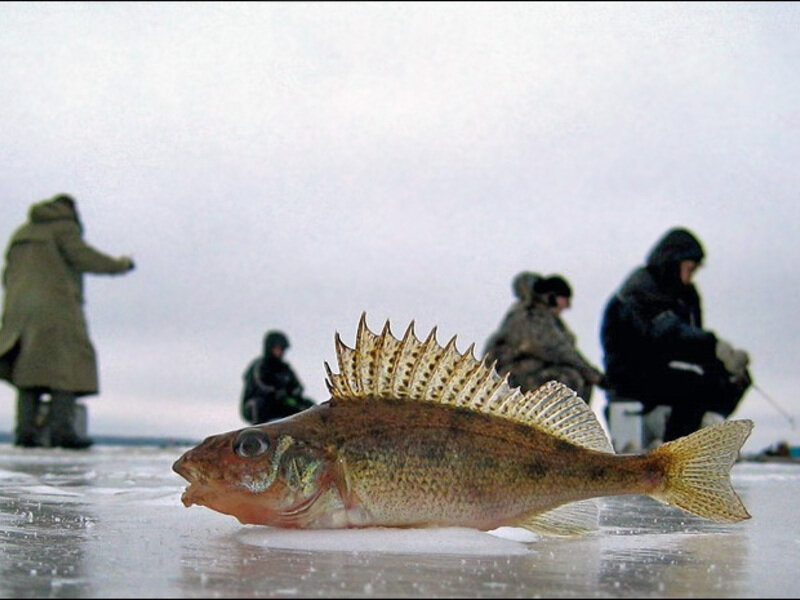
[
  {"x1": 263, "y1": 330, "x2": 290, "y2": 354},
  {"x1": 534, "y1": 275, "x2": 572, "y2": 299}
]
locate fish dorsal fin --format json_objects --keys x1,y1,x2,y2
[{"x1": 324, "y1": 313, "x2": 614, "y2": 454}]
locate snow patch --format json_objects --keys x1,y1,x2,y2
[{"x1": 237, "y1": 525, "x2": 535, "y2": 555}]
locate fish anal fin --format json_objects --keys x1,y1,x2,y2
[{"x1": 515, "y1": 500, "x2": 599, "y2": 537}]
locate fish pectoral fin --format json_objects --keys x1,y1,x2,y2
[{"x1": 515, "y1": 500, "x2": 599, "y2": 537}]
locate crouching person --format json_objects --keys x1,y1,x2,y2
[
  {"x1": 241, "y1": 330, "x2": 315, "y2": 424},
  {"x1": 484, "y1": 272, "x2": 605, "y2": 404},
  {"x1": 600, "y1": 226, "x2": 751, "y2": 448}
]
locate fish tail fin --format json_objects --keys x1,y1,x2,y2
[{"x1": 650, "y1": 419, "x2": 753, "y2": 523}]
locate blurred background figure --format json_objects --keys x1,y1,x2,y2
[
  {"x1": 483, "y1": 271, "x2": 605, "y2": 403},
  {"x1": 240, "y1": 330, "x2": 315, "y2": 424},
  {"x1": 600, "y1": 227, "x2": 751, "y2": 450},
  {"x1": 0, "y1": 194, "x2": 135, "y2": 449},
  {"x1": 482, "y1": 271, "x2": 539, "y2": 378}
]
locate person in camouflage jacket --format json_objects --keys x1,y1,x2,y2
[{"x1": 483, "y1": 272, "x2": 604, "y2": 403}]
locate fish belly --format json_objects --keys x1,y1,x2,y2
[{"x1": 318, "y1": 399, "x2": 655, "y2": 530}]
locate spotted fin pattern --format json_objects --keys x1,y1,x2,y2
[{"x1": 325, "y1": 313, "x2": 614, "y2": 454}]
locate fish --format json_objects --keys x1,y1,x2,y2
[{"x1": 172, "y1": 313, "x2": 753, "y2": 536}]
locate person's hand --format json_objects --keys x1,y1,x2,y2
[
  {"x1": 120, "y1": 255, "x2": 136, "y2": 271},
  {"x1": 716, "y1": 338, "x2": 749, "y2": 378},
  {"x1": 587, "y1": 370, "x2": 605, "y2": 386},
  {"x1": 731, "y1": 367, "x2": 752, "y2": 389}
]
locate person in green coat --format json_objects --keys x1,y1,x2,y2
[{"x1": 0, "y1": 194, "x2": 135, "y2": 448}]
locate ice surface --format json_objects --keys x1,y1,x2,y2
[{"x1": 1, "y1": 443, "x2": 799, "y2": 598}]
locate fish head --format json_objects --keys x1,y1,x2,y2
[{"x1": 172, "y1": 423, "x2": 335, "y2": 527}]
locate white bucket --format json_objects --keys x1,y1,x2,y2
[{"x1": 608, "y1": 401, "x2": 643, "y2": 453}]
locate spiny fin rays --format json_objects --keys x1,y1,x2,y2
[{"x1": 325, "y1": 313, "x2": 614, "y2": 454}]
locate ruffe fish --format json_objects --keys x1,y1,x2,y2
[{"x1": 173, "y1": 314, "x2": 753, "y2": 536}]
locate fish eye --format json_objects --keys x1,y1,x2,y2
[{"x1": 233, "y1": 428, "x2": 270, "y2": 458}]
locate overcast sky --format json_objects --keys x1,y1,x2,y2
[{"x1": 1, "y1": 2, "x2": 798, "y2": 453}]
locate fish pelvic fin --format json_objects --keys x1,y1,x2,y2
[
  {"x1": 516, "y1": 500, "x2": 599, "y2": 537},
  {"x1": 325, "y1": 313, "x2": 613, "y2": 453},
  {"x1": 650, "y1": 419, "x2": 753, "y2": 523}
]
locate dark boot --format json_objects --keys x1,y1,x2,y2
[
  {"x1": 49, "y1": 391, "x2": 93, "y2": 449},
  {"x1": 15, "y1": 389, "x2": 43, "y2": 447}
]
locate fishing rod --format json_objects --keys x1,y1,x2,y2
[{"x1": 752, "y1": 383, "x2": 796, "y2": 430}]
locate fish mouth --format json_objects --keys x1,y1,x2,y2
[
  {"x1": 178, "y1": 478, "x2": 273, "y2": 525},
  {"x1": 173, "y1": 456, "x2": 209, "y2": 507},
  {"x1": 172, "y1": 455, "x2": 195, "y2": 482},
  {"x1": 176, "y1": 470, "x2": 221, "y2": 509},
  {"x1": 180, "y1": 481, "x2": 209, "y2": 508}
]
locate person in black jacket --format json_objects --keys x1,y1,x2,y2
[
  {"x1": 240, "y1": 330, "x2": 314, "y2": 424},
  {"x1": 600, "y1": 227, "x2": 751, "y2": 446}
]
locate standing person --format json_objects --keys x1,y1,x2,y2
[
  {"x1": 0, "y1": 194, "x2": 135, "y2": 448},
  {"x1": 483, "y1": 271, "x2": 604, "y2": 403},
  {"x1": 600, "y1": 227, "x2": 751, "y2": 447},
  {"x1": 240, "y1": 330, "x2": 315, "y2": 424}
]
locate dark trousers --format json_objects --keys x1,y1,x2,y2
[
  {"x1": 606, "y1": 367, "x2": 750, "y2": 444},
  {"x1": 659, "y1": 368, "x2": 750, "y2": 442},
  {"x1": 242, "y1": 394, "x2": 314, "y2": 424}
]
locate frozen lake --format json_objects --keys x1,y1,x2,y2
[{"x1": 1, "y1": 443, "x2": 798, "y2": 598}]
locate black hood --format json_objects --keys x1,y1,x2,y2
[{"x1": 646, "y1": 228, "x2": 705, "y2": 268}]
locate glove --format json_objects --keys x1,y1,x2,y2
[{"x1": 715, "y1": 339, "x2": 749, "y2": 379}]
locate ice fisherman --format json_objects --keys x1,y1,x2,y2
[
  {"x1": 600, "y1": 227, "x2": 751, "y2": 447},
  {"x1": 240, "y1": 330, "x2": 315, "y2": 424},
  {"x1": 0, "y1": 194, "x2": 135, "y2": 448},
  {"x1": 483, "y1": 271, "x2": 605, "y2": 403}
]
